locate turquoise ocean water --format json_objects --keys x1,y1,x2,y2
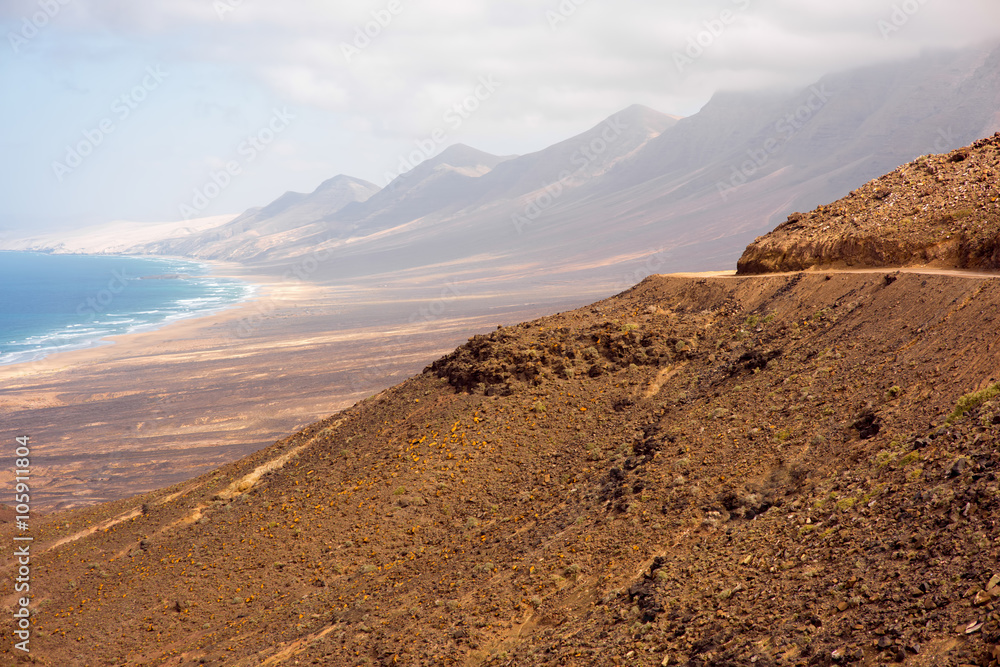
[{"x1": 0, "y1": 252, "x2": 255, "y2": 366}]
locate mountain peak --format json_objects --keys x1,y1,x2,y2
[
  {"x1": 313, "y1": 174, "x2": 380, "y2": 196},
  {"x1": 429, "y1": 143, "x2": 513, "y2": 171},
  {"x1": 611, "y1": 103, "x2": 683, "y2": 132}
]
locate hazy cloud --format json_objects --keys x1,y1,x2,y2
[{"x1": 1, "y1": 0, "x2": 998, "y2": 229}]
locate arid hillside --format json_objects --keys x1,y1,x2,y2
[
  {"x1": 3, "y1": 268, "x2": 999, "y2": 666},
  {"x1": 738, "y1": 133, "x2": 1000, "y2": 274}
]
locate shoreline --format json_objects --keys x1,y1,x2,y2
[
  {"x1": 0, "y1": 265, "x2": 342, "y2": 513},
  {"x1": 0, "y1": 254, "x2": 593, "y2": 512},
  {"x1": 0, "y1": 267, "x2": 323, "y2": 382},
  {"x1": 0, "y1": 253, "x2": 283, "y2": 372}
]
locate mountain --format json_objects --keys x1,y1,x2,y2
[
  {"x1": 129, "y1": 43, "x2": 1000, "y2": 282},
  {"x1": 300, "y1": 144, "x2": 516, "y2": 238},
  {"x1": 6, "y1": 134, "x2": 1000, "y2": 667},
  {"x1": 137, "y1": 174, "x2": 381, "y2": 261},
  {"x1": 7, "y1": 43, "x2": 999, "y2": 284},
  {"x1": 463, "y1": 103, "x2": 680, "y2": 204},
  {"x1": 0, "y1": 214, "x2": 238, "y2": 255}
]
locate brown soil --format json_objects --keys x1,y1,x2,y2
[
  {"x1": 737, "y1": 133, "x2": 1000, "y2": 274},
  {"x1": 3, "y1": 270, "x2": 999, "y2": 666}
]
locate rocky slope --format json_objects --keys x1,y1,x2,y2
[
  {"x1": 738, "y1": 133, "x2": 1000, "y2": 274},
  {"x1": 3, "y1": 269, "x2": 1000, "y2": 666}
]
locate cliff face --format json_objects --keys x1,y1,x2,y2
[
  {"x1": 6, "y1": 270, "x2": 1000, "y2": 666},
  {"x1": 738, "y1": 133, "x2": 1000, "y2": 274}
]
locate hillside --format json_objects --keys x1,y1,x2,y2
[
  {"x1": 738, "y1": 133, "x2": 1000, "y2": 274},
  {"x1": 3, "y1": 266, "x2": 1000, "y2": 665}
]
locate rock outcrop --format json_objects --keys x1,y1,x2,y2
[{"x1": 738, "y1": 133, "x2": 1000, "y2": 274}]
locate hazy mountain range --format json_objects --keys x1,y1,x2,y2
[{"x1": 7, "y1": 41, "x2": 1000, "y2": 284}]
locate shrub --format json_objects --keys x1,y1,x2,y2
[
  {"x1": 873, "y1": 450, "x2": 895, "y2": 467},
  {"x1": 948, "y1": 382, "x2": 1000, "y2": 423},
  {"x1": 836, "y1": 497, "x2": 856, "y2": 512}
]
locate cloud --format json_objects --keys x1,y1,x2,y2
[{"x1": 12, "y1": 0, "x2": 997, "y2": 126}]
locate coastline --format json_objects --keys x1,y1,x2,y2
[
  {"x1": 0, "y1": 254, "x2": 588, "y2": 512},
  {"x1": 0, "y1": 262, "x2": 345, "y2": 512},
  {"x1": 0, "y1": 253, "x2": 265, "y2": 369},
  {"x1": 0, "y1": 267, "x2": 318, "y2": 382}
]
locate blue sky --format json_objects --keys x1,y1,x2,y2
[{"x1": 1, "y1": 0, "x2": 999, "y2": 233}]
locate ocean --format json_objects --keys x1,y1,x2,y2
[{"x1": 0, "y1": 252, "x2": 255, "y2": 366}]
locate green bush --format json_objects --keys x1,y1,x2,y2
[{"x1": 948, "y1": 382, "x2": 1000, "y2": 423}]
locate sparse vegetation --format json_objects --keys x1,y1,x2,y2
[
  {"x1": 948, "y1": 382, "x2": 1000, "y2": 423},
  {"x1": 835, "y1": 497, "x2": 857, "y2": 512}
]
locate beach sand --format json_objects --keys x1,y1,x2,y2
[{"x1": 0, "y1": 268, "x2": 583, "y2": 511}]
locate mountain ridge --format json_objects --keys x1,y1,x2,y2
[{"x1": 5, "y1": 42, "x2": 999, "y2": 282}]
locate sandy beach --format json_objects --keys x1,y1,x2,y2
[{"x1": 0, "y1": 263, "x2": 586, "y2": 511}]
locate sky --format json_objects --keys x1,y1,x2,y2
[{"x1": 1, "y1": 0, "x2": 999, "y2": 234}]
